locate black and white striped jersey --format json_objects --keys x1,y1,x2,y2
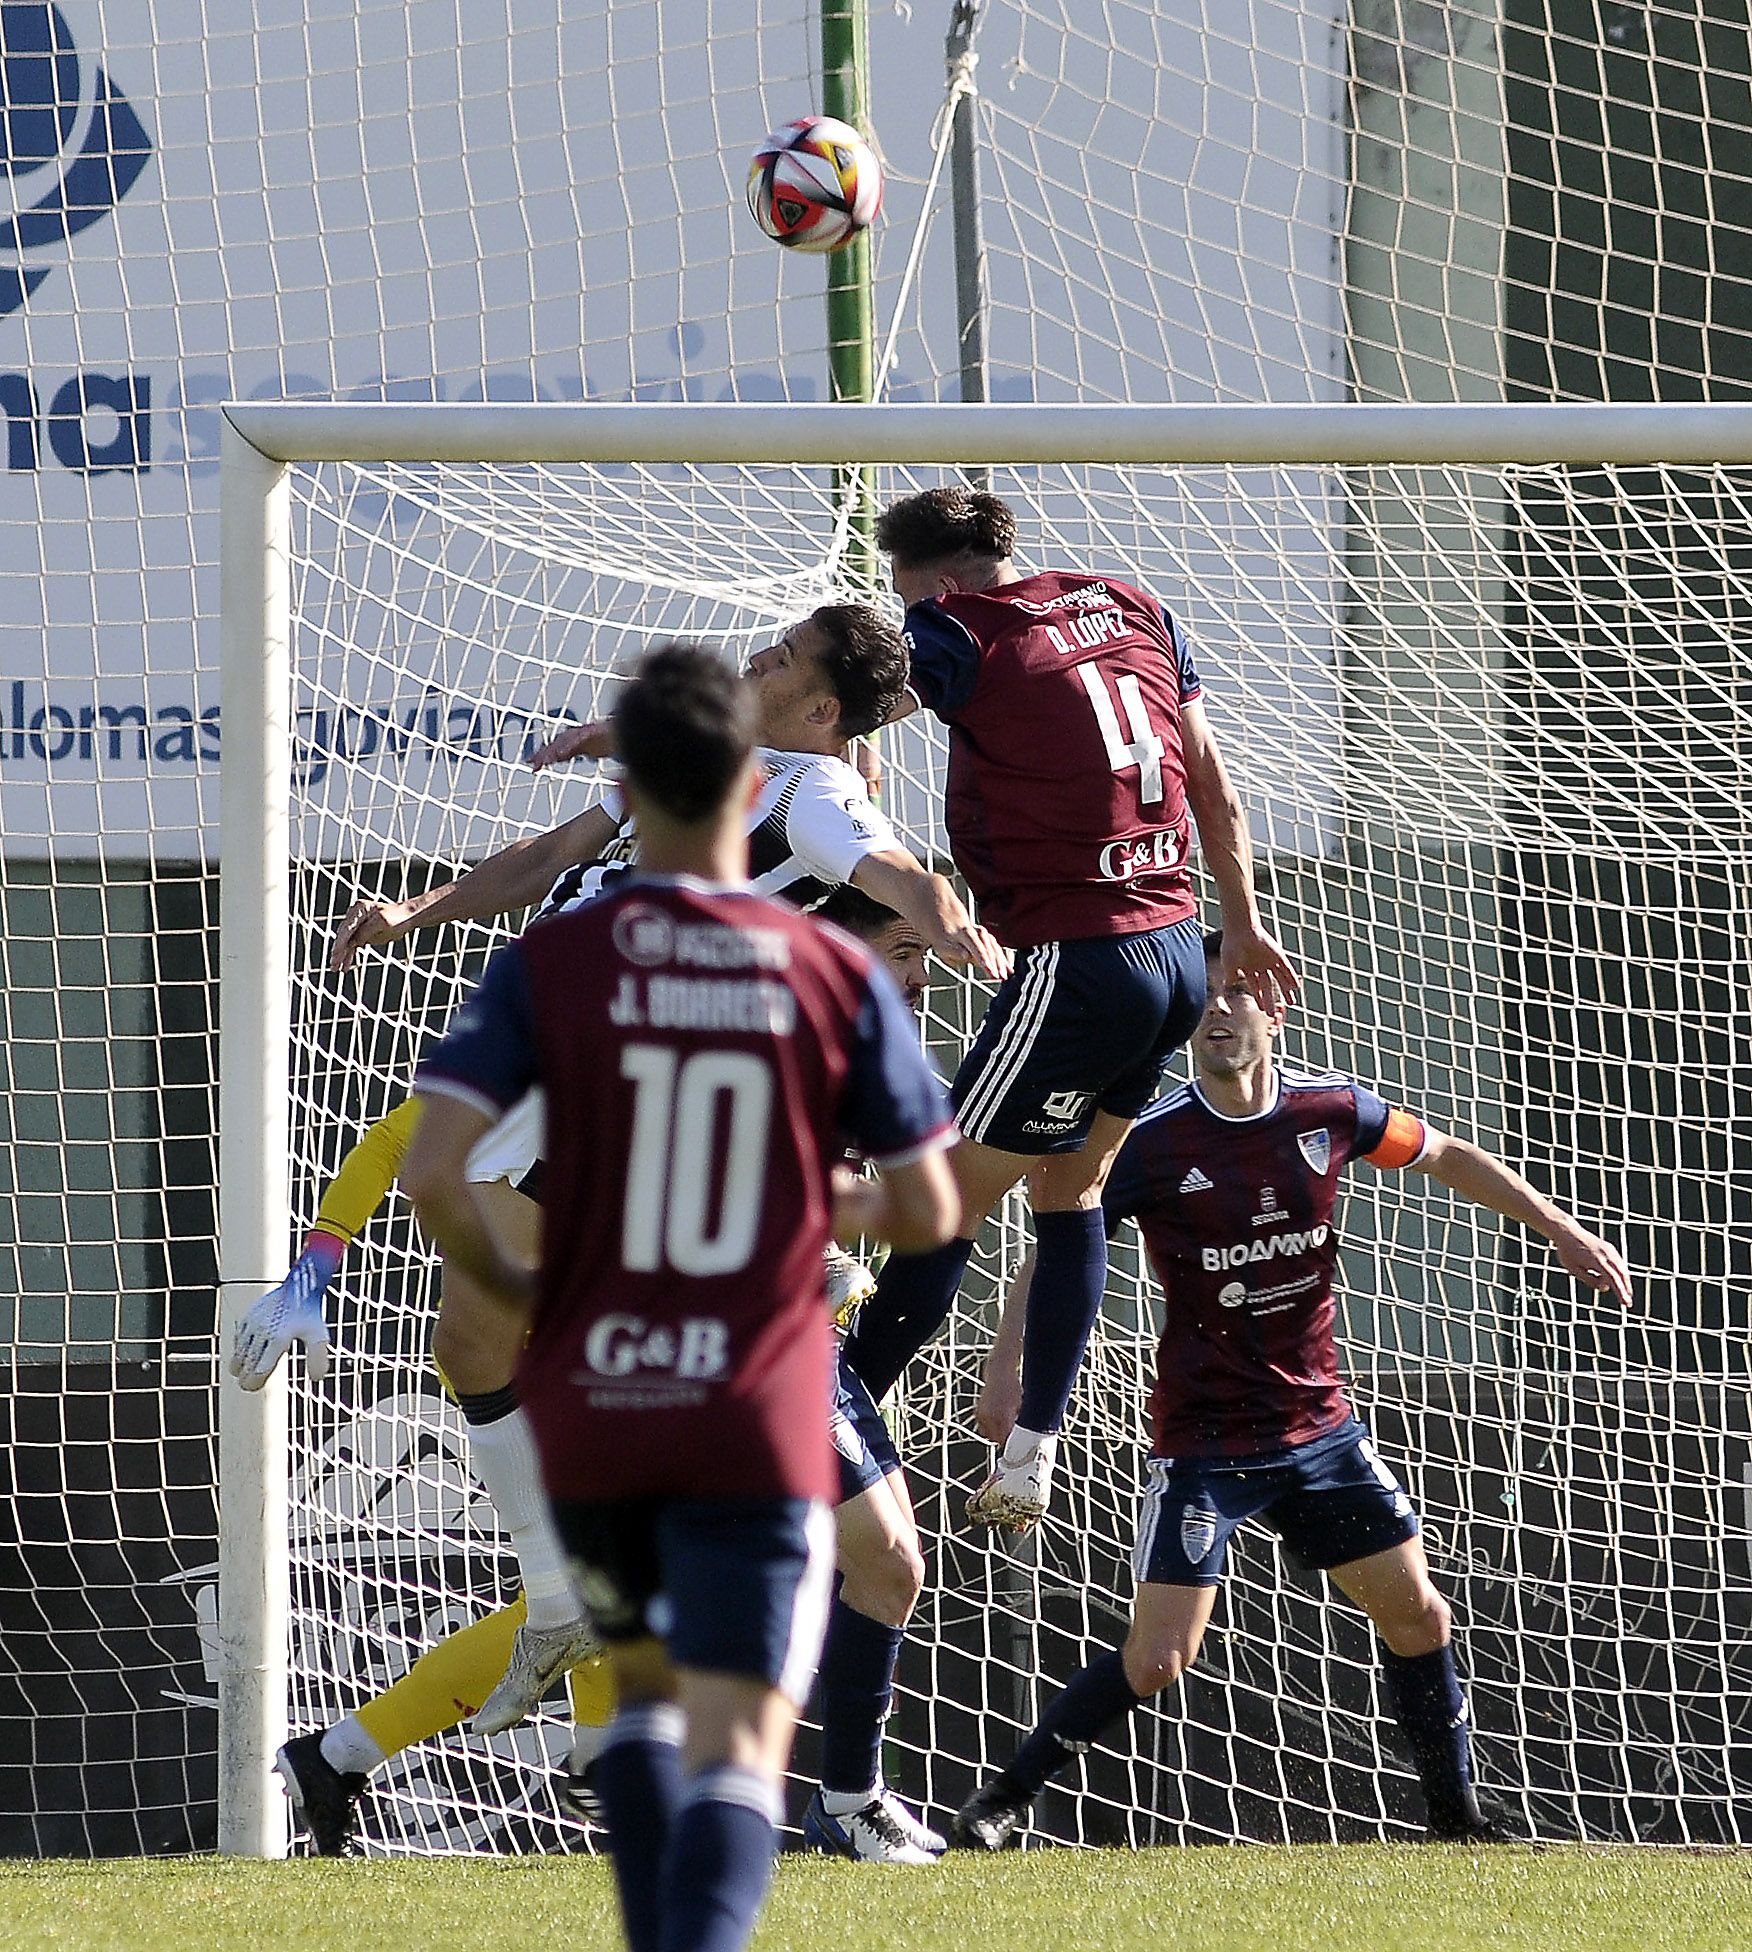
[{"x1": 533, "y1": 747, "x2": 898, "y2": 921}]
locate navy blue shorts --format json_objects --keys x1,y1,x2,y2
[
  {"x1": 553, "y1": 1494, "x2": 834, "y2": 1702},
  {"x1": 1132, "y1": 1418, "x2": 1420, "y2": 1587},
  {"x1": 951, "y1": 918, "x2": 1206, "y2": 1154},
  {"x1": 831, "y1": 1348, "x2": 901, "y2": 1503}
]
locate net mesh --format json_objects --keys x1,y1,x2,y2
[
  {"x1": 6, "y1": 0, "x2": 1752, "y2": 1854},
  {"x1": 283, "y1": 452, "x2": 1752, "y2": 1850}
]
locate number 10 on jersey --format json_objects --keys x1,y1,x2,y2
[{"x1": 620, "y1": 1044, "x2": 773, "y2": 1275}]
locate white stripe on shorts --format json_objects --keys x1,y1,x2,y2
[
  {"x1": 777, "y1": 1499, "x2": 837, "y2": 1707},
  {"x1": 1132, "y1": 1459, "x2": 1170, "y2": 1584},
  {"x1": 957, "y1": 942, "x2": 1060, "y2": 1143}
]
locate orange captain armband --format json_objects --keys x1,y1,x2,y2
[{"x1": 1364, "y1": 1108, "x2": 1428, "y2": 1170}]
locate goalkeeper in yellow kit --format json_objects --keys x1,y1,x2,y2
[{"x1": 230, "y1": 1095, "x2": 618, "y2": 1853}]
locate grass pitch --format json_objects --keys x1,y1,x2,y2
[{"x1": 1, "y1": 1846, "x2": 1746, "y2": 1952}]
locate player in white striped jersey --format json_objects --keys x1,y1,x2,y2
[{"x1": 330, "y1": 604, "x2": 1006, "y2": 982}]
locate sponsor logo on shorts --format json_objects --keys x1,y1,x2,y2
[
  {"x1": 1297, "y1": 1128, "x2": 1332, "y2": 1174},
  {"x1": 1023, "y1": 1089, "x2": 1094, "y2": 1134},
  {"x1": 1180, "y1": 1503, "x2": 1218, "y2": 1564}
]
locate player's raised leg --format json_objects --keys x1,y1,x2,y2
[{"x1": 276, "y1": 1595, "x2": 615, "y2": 1853}]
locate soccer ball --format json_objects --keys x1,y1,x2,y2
[{"x1": 746, "y1": 115, "x2": 883, "y2": 255}]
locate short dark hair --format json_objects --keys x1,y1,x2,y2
[
  {"x1": 814, "y1": 882, "x2": 901, "y2": 942},
  {"x1": 613, "y1": 644, "x2": 756, "y2": 822},
  {"x1": 875, "y1": 486, "x2": 1019, "y2": 572},
  {"x1": 809, "y1": 602, "x2": 908, "y2": 740}
]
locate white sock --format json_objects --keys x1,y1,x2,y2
[
  {"x1": 1001, "y1": 1424, "x2": 1055, "y2": 1468},
  {"x1": 319, "y1": 1714, "x2": 386, "y2": 1778},
  {"x1": 465, "y1": 1407, "x2": 582, "y2": 1629},
  {"x1": 821, "y1": 1782, "x2": 881, "y2": 1816}
]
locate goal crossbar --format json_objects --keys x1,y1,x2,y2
[{"x1": 222, "y1": 399, "x2": 1752, "y2": 468}]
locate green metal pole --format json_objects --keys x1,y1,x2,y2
[{"x1": 821, "y1": 0, "x2": 876, "y2": 588}]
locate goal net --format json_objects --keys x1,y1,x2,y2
[{"x1": 228, "y1": 408, "x2": 1752, "y2": 1854}]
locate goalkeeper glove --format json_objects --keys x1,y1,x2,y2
[
  {"x1": 229, "y1": 1230, "x2": 345, "y2": 1390},
  {"x1": 825, "y1": 1244, "x2": 879, "y2": 1333}
]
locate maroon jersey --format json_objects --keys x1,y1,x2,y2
[
  {"x1": 902, "y1": 571, "x2": 1202, "y2": 948},
  {"x1": 416, "y1": 878, "x2": 953, "y2": 1505},
  {"x1": 1101, "y1": 1068, "x2": 1429, "y2": 1458}
]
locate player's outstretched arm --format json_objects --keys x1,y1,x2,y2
[
  {"x1": 853, "y1": 847, "x2": 1012, "y2": 980},
  {"x1": 228, "y1": 1099, "x2": 424, "y2": 1390},
  {"x1": 1412, "y1": 1129, "x2": 1634, "y2": 1307},
  {"x1": 974, "y1": 1246, "x2": 1033, "y2": 1444},
  {"x1": 1180, "y1": 697, "x2": 1298, "y2": 1008},
  {"x1": 330, "y1": 802, "x2": 620, "y2": 970},
  {"x1": 527, "y1": 717, "x2": 616, "y2": 771},
  {"x1": 832, "y1": 1154, "x2": 960, "y2": 1256}
]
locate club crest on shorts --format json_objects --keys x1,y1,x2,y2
[
  {"x1": 1180, "y1": 1502, "x2": 1218, "y2": 1565},
  {"x1": 1296, "y1": 1127, "x2": 1332, "y2": 1174}
]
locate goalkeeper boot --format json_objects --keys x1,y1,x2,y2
[
  {"x1": 965, "y1": 1434, "x2": 1057, "y2": 1533},
  {"x1": 471, "y1": 1616, "x2": 603, "y2": 1737},
  {"x1": 802, "y1": 1788, "x2": 946, "y2": 1864},
  {"x1": 561, "y1": 1758, "x2": 604, "y2": 1828},
  {"x1": 276, "y1": 1732, "x2": 366, "y2": 1857},
  {"x1": 949, "y1": 1776, "x2": 1033, "y2": 1851}
]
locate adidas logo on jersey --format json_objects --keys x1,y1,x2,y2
[{"x1": 1178, "y1": 1167, "x2": 1213, "y2": 1193}]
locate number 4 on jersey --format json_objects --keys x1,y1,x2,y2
[{"x1": 1076, "y1": 662, "x2": 1166, "y2": 805}]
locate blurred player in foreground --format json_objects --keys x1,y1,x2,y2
[
  {"x1": 403, "y1": 646, "x2": 958, "y2": 1952},
  {"x1": 258, "y1": 885, "x2": 949, "y2": 1862},
  {"x1": 954, "y1": 930, "x2": 1631, "y2": 1848},
  {"x1": 845, "y1": 486, "x2": 1296, "y2": 1532},
  {"x1": 233, "y1": 605, "x2": 1003, "y2": 1758}
]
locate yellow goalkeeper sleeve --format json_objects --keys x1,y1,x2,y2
[
  {"x1": 353, "y1": 1593, "x2": 617, "y2": 1759},
  {"x1": 313, "y1": 1097, "x2": 421, "y2": 1247}
]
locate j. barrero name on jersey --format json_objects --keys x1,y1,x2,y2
[{"x1": 606, "y1": 901, "x2": 800, "y2": 1031}]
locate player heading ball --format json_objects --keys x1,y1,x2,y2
[
  {"x1": 403, "y1": 644, "x2": 959, "y2": 1952},
  {"x1": 846, "y1": 484, "x2": 1297, "y2": 1531}
]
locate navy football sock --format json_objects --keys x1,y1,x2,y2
[
  {"x1": 1004, "y1": 1648, "x2": 1146, "y2": 1797},
  {"x1": 1380, "y1": 1644, "x2": 1482, "y2": 1832},
  {"x1": 594, "y1": 1703, "x2": 686, "y2": 1952},
  {"x1": 842, "y1": 1236, "x2": 974, "y2": 1401},
  {"x1": 1016, "y1": 1208, "x2": 1108, "y2": 1436},
  {"x1": 816, "y1": 1593, "x2": 904, "y2": 1797},
  {"x1": 657, "y1": 1765, "x2": 781, "y2": 1952}
]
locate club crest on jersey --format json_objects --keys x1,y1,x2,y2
[
  {"x1": 613, "y1": 902, "x2": 676, "y2": 968},
  {"x1": 1297, "y1": 1128, "x2": 1333, "y2": 1174},
  {"x1": 1180, "y1": 1503, "x2": 1218, "y2": 1565},
  {"x1": 1178, "y1": 1166, "x2": 1213, "y2": 1193}
]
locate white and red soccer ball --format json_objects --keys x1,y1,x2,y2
[{"x1": 746, "y1": 115, "x2": 883, "y2": 254}]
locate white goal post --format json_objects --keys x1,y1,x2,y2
[{"x1": 219, "y1": 400, "x2": 1752, "y2": 1860}]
